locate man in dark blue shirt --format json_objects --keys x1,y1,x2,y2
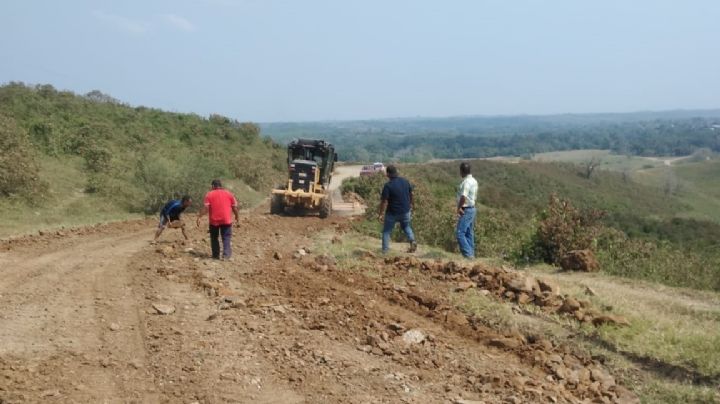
[
  {"x1": 154, "y1": 195, "x2": 192, "y2": 242},
  {"x1": 378, "y1": 165, "x2": 417, "y2": 253}
]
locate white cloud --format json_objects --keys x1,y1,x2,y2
[
  {"x1": 162, "y1": 14, "x2": 197, "y2": 32},
  {"x1": 93, "y1": 10, "x2": 149, "y2": 35}
]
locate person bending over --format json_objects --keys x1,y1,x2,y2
[{"x1": 155, "y1": 195, "x2": 192, "y2": 241}]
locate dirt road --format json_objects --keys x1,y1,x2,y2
[
  {"x1": 331, "y1": 165, "x2": 365, "y2": 216},
  {"x1": 0, "y1": 208, "x2": 636, "y2": 403}
]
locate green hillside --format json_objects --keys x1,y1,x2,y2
[
  {"x1": 342, "y1": 159, "x2": 720, "y2": 291},
  {"x1": 0, "y1": 83, "x2": 286, "y2": 236}
]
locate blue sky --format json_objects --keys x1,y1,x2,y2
[{"x1": 1, "y1": 0, "x2": 718, "y2": 122}]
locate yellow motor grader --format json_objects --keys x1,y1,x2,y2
[{"x1": 270, "y1": 139, "x2": 337, "y2": 218}]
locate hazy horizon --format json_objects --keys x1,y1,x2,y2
[{"x1": 2, "y1": 1, "x2": 719, "y2": 122}]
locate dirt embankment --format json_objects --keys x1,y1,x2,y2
[{"x1": 0, "y1": 208, "x2": 637, "y2": 403}]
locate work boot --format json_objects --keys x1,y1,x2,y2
[{"x1": 408, "y1": 241, "x2": 418, "y2": 253}]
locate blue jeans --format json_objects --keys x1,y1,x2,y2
[
  {"x1": 456, "y1": 207, "x2": 476, "y2": 258},
  {"x1": 382, "y1": 211, "x2": 415, "y2": 252}
]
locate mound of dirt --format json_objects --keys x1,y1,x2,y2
[
  {"x1": 342, "y1": 191, "x2": 365, "y2": 205},
  {"x1": 560, "y1": 249, "x2": 600, "y2": 272}
]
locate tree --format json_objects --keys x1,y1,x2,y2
[{"x1": 582, "y1": 157, "x2": 601, "y2": 179}]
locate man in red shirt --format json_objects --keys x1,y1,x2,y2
[{"x1": 196, "y1": 179, "x2": 240, "y2": 260}]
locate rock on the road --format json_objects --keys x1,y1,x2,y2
[{"x1": 152, "y1": 303, "x2": 176, "y2": 315}]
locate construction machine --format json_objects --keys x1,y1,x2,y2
[{"x1": 270, "y1": 139, "x2": 337, "y2": 218}]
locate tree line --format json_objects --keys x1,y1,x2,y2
[{"x1": 263, "y1": 114, "x2": 720, "y2": 162}]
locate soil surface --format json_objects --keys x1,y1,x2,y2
[{"x1": 0, "y1": 206, "x2": 636, "y2": 403}]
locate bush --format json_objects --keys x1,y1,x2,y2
[
  {"x1": 232, "y1": 152, "x2": 285, "y2": 191},
  {"x1": 0, "y1": 115, "x2": 44, "y2": 198},
  {"x1": 597, "y1": 229, "x2": 720, "y2": 290},
  {"x1": 341, "y1": 174, "x2": 386, "y2": 205},
  {"x1": 133, "y1": 152, "x2": 229, "y2": 214},
  {"x1": 529, "y1": 194, "x2": 605, "y2": 265}
]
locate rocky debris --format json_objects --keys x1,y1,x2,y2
[
  {"x1": 560, "y1": 249, "x2": 599, "y2": 272},
  {"x1": 273, "y1": 251, "x2": 282, "y2": 260},
  {"x1": 293, "y1": 248, "x2": 308, "y2": 259},
  {"x1": 109, "y1": 322, "x2": 121, "y2": 331},
  {"x1": 331, "y1": 235, "x2": 343, "y2": 244},
  {"x1": 584, "y1": 286, "x2": 597, "y2": 296},
  {"x1": 559, "y1": 297, "x2": 582, "y2": 314},
  {"x1": 151, "y1": 303, "x2": 176, "y2": 315},
  {"x1": 592, "y1": 315, "x2": 631, "y2": 327},
  {"x1": 454, "y1": 281, "x2": 476, "y2": 292},
  {"x1": 39, "y1": 389, "x2": 60, "y2": 398},
  {"x1": 308, "y1": 254, "x2": 337, "y2": 272},
  {"x1": 401, "y1": 329, "x2": 426, "y2": 344},
  {"x1": 506, "y1": 276, "x2": 539, "y2": 294},
  {"x1": 342, "y1": 191, "x2": 365, "y2": 205},
  {"x1": 538, "y1": 279, "x2": 560, "y2": 296},
  {"x1": 224, "y1": 295, "x2": 246, "y2": 308},
  {"x1": 155, "y1": 245, "x2": 176, "y2": 257},
  {"x1": 489, "y1": 337, "x2": 523, "y2": 350},
  {"x1": 381, "y1": 256, "x2": 629, "y2": 328}
]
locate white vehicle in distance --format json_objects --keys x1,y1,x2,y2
[{"x1": 360, "y1": 162, "x2": 386, "y2": 177}]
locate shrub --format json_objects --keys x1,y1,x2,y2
[
  {"x1": 531, "y1": 194, "x2": 605, "y2": 265},
  {"x1": 231, "y1": 151, "x2": 285, "y2": 191},
  {"x1": 133, "y1": 152, "x2": 229, "y2": 214},
  {"x1": 341, "y1": 174, "x2": 386, "y2": 206},
  {"x1": 597, "y1": 229, "x2": 720, "y2": 290},
  {"x1": 0, "y1": 115, "x2": 43, "y2": 198}
]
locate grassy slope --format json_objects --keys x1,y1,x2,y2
[
  {"x1": 343, "y1": 157, "x2": 720, "y2": 290},
  {"x1": 0, "y1": 157, "x2": 138, "y2": 237},
  {"x1": 0, "y1": 83, "x2": 284, "y2": 238},
  {"x1": 531, "y1": 149, "x2": 669, "y2": 172},
  {"x1": 402, "y1": 159, "x2": 690, "y2": 228},
  {"x1": 633, "y1": 160, "x2": 720, "y2": 223}
]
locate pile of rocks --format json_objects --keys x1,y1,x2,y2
[{"x1": 385, "y1": 257, "x2": 629, "y2": 327}]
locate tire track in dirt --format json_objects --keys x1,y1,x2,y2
[{"x1": 0, "y1": 221, "x2": 160, "y2": 402}]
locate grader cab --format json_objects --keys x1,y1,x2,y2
[{"x1": 270, "y1": 139, "x2": 337, "y2": 218}]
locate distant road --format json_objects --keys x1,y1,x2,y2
[{"x1": 330, "y1": 164, "x2": 365, "y2": 216}]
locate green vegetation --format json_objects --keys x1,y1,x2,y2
[
  {"x1": 263, "y1": 112, "x2": 720, "y2": 162},
  {"x1": 0, "y1": 114, "x2": 44, "y2": 198},
  {"x1": 342, "y1": 160, "x2": 720, "y2": 291},
  {"x1": 0, "y1": 82, "x2": 285, "y2": 236}
]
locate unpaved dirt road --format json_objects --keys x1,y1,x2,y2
[
  {"x1": 331, "y1": 165, "x2": 365, "y2": 216},
  {"x1": 0, "y1": 206, "x2": 636, "y2": 403}
]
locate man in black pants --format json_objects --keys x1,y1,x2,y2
[{"x1": 196, "y1": 180, "x2": 240, "y2": 260}]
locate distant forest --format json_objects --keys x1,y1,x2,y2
[{"x1": 262, "y1": 112, "x2": 720, "y2": 162}]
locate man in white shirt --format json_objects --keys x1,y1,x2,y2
[{"x1": 456, "y1": 162, "x2": 478, "y2": 258}]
